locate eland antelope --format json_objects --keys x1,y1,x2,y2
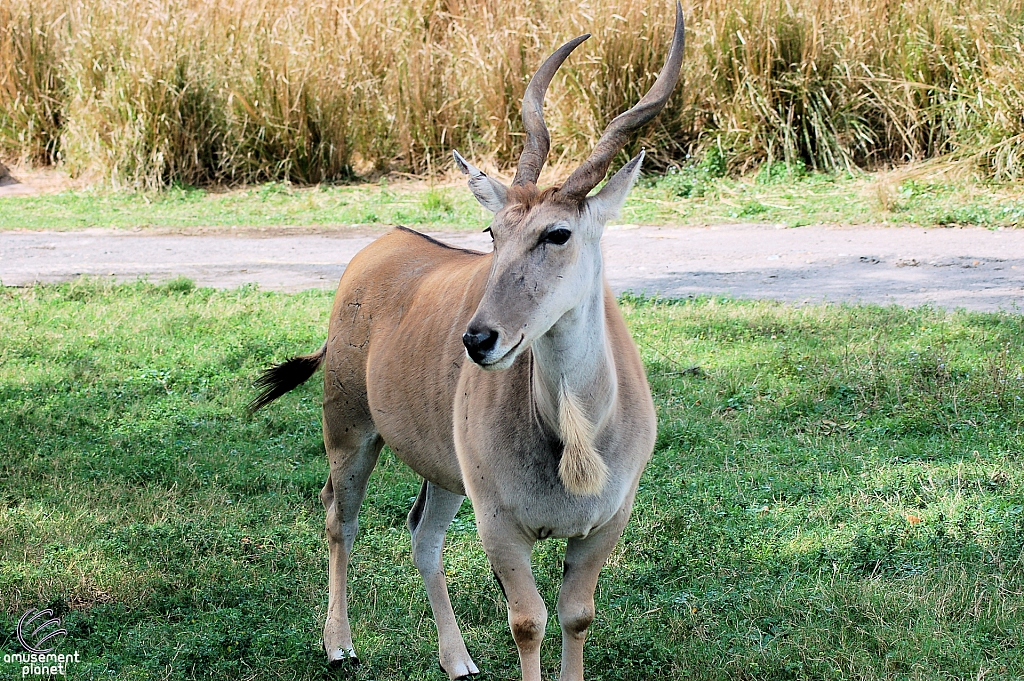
[{"x1": 250, "y1": 6, "x2": 684, "y2": 679}]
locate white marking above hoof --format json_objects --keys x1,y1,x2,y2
[
  {"x1": 326, "y1": 646, "x2": 358, "y2": 667},
  {"x1": 442, "y1": 656, "x2": 480, "y2": 680}
]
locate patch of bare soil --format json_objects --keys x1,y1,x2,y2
[{"x1": 0, "y1": 163, "x2": 91, "y2": 196}]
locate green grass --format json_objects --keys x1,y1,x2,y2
[
  {"x1": 3, "y1": 169, "x2": 1023, "y2": 232},
  {"x1": 0, "y1": 182, "x2": 486, "y2": 232},
  {"x1": 1, "y1": 282, "x2": 1022, "y2": 680},
  {"x1": 630, "y1": 164, "x2": 1024, "y2": 229}
]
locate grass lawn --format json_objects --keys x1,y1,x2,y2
[
  {"x1": 1, "y1": 281, "x2": 1022, "y2": 680},
  {"x1": 2, "y1": 166, "x2": 1023, "y2": 232}
]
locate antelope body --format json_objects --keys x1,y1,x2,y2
[{"x1": 251, "y1": 7, "x2": 684, "y2": 680}]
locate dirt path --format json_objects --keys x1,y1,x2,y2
[{"x1": 1, "y1": 224, "x2": 1021, "y2": 311}]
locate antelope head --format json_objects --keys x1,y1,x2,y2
[{"x1": 457, "y1": 3, "x2": 685, "y2": 370}]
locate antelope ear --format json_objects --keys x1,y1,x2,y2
[
  {"x1": 584, "y1": 150, "x2": 644, "y2": 224},
  {"x1": 453, "y1": 150, "x2": 508, "y2": 213}
]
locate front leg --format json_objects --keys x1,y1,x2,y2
[
  {"x1": 408, "y1": 481, "x2": 479, "y2": 679},
  {"x1": 476, "y1": 513, "x2": 546, "y2": 681},
  {"x1": 557, "y1": 501, "x2": 633, "y2": 681}
]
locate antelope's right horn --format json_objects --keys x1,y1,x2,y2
[{"x1": 557, "y1": 2, "x2": 685, "y2": 202}]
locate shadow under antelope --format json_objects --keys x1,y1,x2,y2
[{"x1": 250, "y1": 5, "x2": 685, "y2": 679}]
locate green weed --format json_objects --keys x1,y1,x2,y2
[{"x1": 1, "y1": 283, "x2": 1022, "y2": 679}]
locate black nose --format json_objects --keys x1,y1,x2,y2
[{"x1": 463, "y1": 325, "x2": 500, "y2": 363}]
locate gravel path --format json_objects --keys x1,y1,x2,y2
[{"x1": 1, "y1": 224, "x2": 1022, "y2": 311}]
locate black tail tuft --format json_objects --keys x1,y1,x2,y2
[{"x1": 247, "y1": 343, "x2": 327, "y2": 414}]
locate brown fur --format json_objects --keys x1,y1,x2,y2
[{"x1": 503, "y1": 183, "x2": 575, "y2": 220}]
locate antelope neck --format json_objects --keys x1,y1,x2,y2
[{"x1": 530, "y1": 266, "x2": 617, "y2": 440}]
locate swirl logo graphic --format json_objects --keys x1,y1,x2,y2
[{"x1": 16, "y1": 609, "x2": 68, "y2": 654}]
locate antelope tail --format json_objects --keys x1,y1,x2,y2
[{"x1": 247, "y1": 342, "x2": 327, "y2": 413}]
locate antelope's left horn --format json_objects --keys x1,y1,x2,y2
[{"x1": 512, "y1": 34, "x2": 590, "y2": 187}]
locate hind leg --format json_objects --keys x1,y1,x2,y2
[
  {"x1": 321, "y1": 426, "x2": 383, "y2": 666},
  {"x1": 408, "y1": 481, "x2": 479, "y2": 679}
]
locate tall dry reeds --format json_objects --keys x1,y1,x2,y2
[{"x1": 1, "y1": 0, "x2": 1022, "y2": 187}]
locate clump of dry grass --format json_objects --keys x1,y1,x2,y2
[
  {"x1": 0, "y1": 0, "x2": 64, "y2": 166},
  {"x1": 1, "y1": 0, "x2": 1022, "y2": 187}
]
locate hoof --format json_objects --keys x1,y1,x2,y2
[
  {"x1": 327, "y1": 656, "x2": 360, "y2": 670},
  {"x1": 439, "y1": 660, "x2": 479, "y2": 680}
]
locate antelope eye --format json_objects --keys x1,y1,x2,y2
[{"x1": 542, "y1": 228, "x2": 571, "y2": 245}]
